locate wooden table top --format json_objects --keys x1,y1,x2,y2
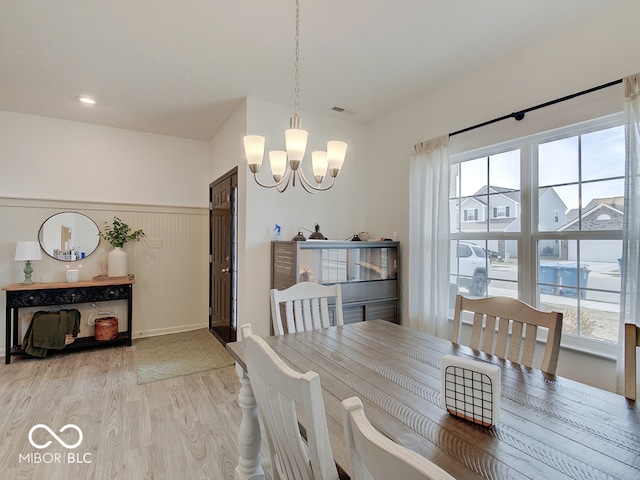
[
  {"x1": 3, "y1": 278, "x2": 135, "y2": 291},
  {"x1": 227, "y1": 320, "x2": 640, "y2": 480}
]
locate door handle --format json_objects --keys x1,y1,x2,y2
[{"x1": 221, "y1": 268, "x2": 229, "y2": 273}]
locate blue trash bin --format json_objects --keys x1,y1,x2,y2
[
  {"x1": 618, "y1": 258, "x2": 623, "y2": 277},
  {"x1": 559, "y1": 263, "x2": 590, "y2": 299},
  {"x1": 539, "y1": 263, "x2": 559, "y2": 295}
]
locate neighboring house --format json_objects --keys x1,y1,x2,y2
[
  {"x1": 558, "y1": 196, "x2": 624, "y2": 262},
  {"x1": 456, "y1": 186, "x2": 566, "y2": 258}
]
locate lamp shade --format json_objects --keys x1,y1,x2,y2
[
  {"x1": 269, "y1": 151, "x2": 287, "y2": 182},
  {"x1": 285, "y1": 128, "x2": 308, "y2": 163},
  {"x1": 15, "y1": 241, "x2": 42, "y2": 261},
  {"x1": 327, "y1": 141, "x2": 347, "y2": 177},
  {"x1": 311, "y1": 151, "x2": 328, "y2": 183},
  {"x1": 244, "y1": 135, "x2": 266, "y2": 173}
]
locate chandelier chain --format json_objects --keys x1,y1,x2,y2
[{"x1": 294, "y1": 0, "x2": 300, "y2": 116}]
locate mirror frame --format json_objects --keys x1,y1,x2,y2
[{"x1": 38, "y1": 212, "x2": 101, "y2": 261}]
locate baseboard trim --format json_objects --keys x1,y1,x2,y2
[{"x1": 133, "y1": 323, "x2": 209, "y2": 339}]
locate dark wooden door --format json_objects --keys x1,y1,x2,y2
[{"x1": 209, "y1": 169, "x2": 237, "y2": 343}]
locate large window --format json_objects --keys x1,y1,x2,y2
[{"x1": 450, "y1": 114, "x2": 624, "y2": 346}]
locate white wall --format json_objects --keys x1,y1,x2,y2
[
  {"x1": 363, "y1": 0, "x2": 639, "y2": 390},
  {"x1": 0, "y1": 112, "x2": 211, "y2": 354},
  {"x1": 0, "y1": 110, "x2": 209, "y2": 207},
  {"x1": 209, "y1": 97, "x2": 367, "y2": 337}
]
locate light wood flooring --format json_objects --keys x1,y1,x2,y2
[{"x1": 0, "y1": 343, "x2": 272, "y2": 480}]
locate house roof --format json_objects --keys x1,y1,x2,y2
[
  {"x1": 0, "y1": 1, "x2": 618, "y2": 141},
  {"x1": 565, "y1": 196, "x2": 625, "y2": 223}
]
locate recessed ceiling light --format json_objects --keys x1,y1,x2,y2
[{"x1": 77, "y1": 95, "x2": 96, "y2": 105}]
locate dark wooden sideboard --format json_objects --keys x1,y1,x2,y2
[{"x1": 3, "y1": 279, "x2": 134, "y2": 364}]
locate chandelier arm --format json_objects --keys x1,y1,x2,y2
[
  {"x1": 297, "y1": 167, "x2": 336, "y2": 192},
  {"x1": 243, "y1": 0, "x2": 345, "y2": 194},
  {"x1": 251, "y1": 167, "x2": 292, "y2": 189},
  {"x1": 277, "y1": 172, "x2": 293, "y2": 193}
]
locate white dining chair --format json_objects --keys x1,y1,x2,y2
[
  {"x1": 270, "y1": 281, "x2": 344, "y2": 335},
  {"x1": 341, "y1": 396, "x2": 455, "y2": 480},
  {"x1": 451, "y1": 294, "x2": 563, "y2": 374},
  {"x1": 241, "y1": 324, "x2": 339, "y2": 480}
]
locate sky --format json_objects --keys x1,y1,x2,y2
[{"x1": 455, "y1": 124, "x2": 625, "y2": 212}]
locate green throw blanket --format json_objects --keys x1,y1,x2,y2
[{"x1": 22, "y1": 309, "x2": 81, "y2": 358}]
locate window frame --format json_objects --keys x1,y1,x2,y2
[{"x1": 450, "y1": 112, "x2": 624, "y2": 358}]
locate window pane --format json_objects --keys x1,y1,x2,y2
[
  {"x1": 459, "y1": 194, "x2": 487, "y2": 233},
  {"x1": 539, "y1": 136, "x2": 578, "y2": 187},
  {"x1": 450, "y1": 240, "x2": 492, "y2": 297},
  {"x1": 582, "y1": 125, "x2": 625, "y2": 181},
  {"x1": 539, "y1": 184, "x2": 575, "y2": 232},
  {"x1": 580, "y1": 179, "x2": 624, "y2": 231},
  {"x1": 489, "y1": 150, "x2": 520, "y2": 191},
  {"x1": 460, "y1": 157, "x2": 487, "y2": 197},
  {"x1": 488, "y1": 191, "x2": 520, "y2": 232},
  {"x1": 537, "y1": 239, "x2": 621, "y2": 343},
  {"x1": 486, "y1": 239, "x2": 517, "y2": 299}
]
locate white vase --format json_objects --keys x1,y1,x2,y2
[{"x1": 108, "y1": 247, "x2": 128, "y2": 277}]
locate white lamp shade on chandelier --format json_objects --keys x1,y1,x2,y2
[
  {"x1": 243, "y1": 0, "x2": 347, "y2": 193},
  {"x1": 244, "y1": 125, "x2": 347, "y2": 193}
]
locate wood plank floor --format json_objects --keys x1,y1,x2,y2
[{"x1": 0, "y1": 344, "x2": 272, "y2": 480}]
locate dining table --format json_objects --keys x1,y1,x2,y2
[{"x1": 226, "y1": 320, "x2": 640, "y2": 480}]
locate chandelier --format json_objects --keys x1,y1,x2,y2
[{"x1": 243, "y1": 0, "x2": 347, "y2": 193}]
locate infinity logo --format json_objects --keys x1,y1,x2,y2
[{"x1": 28, "y1": 424, "x2": 83, "y2": 449}]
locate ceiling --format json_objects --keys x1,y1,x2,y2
[{"x1": 0, "y1": 0, "x2": 617, "y2": 141}]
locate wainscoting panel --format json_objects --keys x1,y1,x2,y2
[{"x1": 0, "y1": 197, "x2": 209, "y2": 354}]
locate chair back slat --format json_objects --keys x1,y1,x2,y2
[
  {"x1": 507, "y1": 321, "x2": 524, "y2": 363},
  {"x1": 520, "y1": 323, "x2": 538, "y2": 367},
  {"x1": 625, "y1": 323, "x2": 640, "y2": 400},
  {"x1": 481, "y1": 315, "x2": 497, "y2": 353},
  {"x1": 452, "y1": 295, "x2": 563, "y2": 374},
  {"x1": 494, "y1": 317, "x2": 510, "y2": 358},
  {"x1": 271, "y1": 282, "x2": 344, "y2": 335}
]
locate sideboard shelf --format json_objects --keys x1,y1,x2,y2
[
  {"x1": 271, "y1": 240, "x2": 400, "y2": 326},
  {"x1": 3, "y1": 279, "x2": 134, "y2": 364}
]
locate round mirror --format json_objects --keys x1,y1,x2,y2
[{"x1": 38, "y1": 212, "x2": 100, "y2": 261}]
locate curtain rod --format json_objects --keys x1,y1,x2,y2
[{"x1": 449, "y1": 78, "x2": 623, "y2": 137}]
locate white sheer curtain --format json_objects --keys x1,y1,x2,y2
[
  {"x1": 408, "y1": 135, "x2": 450, "y2": 337},
  {"x1": 617, "y1": 73, "x2": 640, "y2": 394}
]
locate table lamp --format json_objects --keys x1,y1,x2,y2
[{"x1": 15, "y1": 241, "x2": 42, "y2": 284}]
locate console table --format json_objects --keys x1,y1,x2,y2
[{"x1": 3, "y1": 279, "x2": 134, "y2": 364}]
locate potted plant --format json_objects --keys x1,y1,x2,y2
[{"x1": 100, "y1": 217, "x2": 145, "y2": 277}]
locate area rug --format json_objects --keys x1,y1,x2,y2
[{"x1": 136, "y1": 328, "x2": 235, "y2": 384}]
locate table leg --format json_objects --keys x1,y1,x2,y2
[
  {"x1": 5, "y1": 307, "x2": 11, "y2": 364},
  {"x1": 234, "y1": 362, "x2": 264, "y2": 480}
]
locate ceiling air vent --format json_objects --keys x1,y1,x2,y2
[{"x1": 331, "y1": 106, "x2": 357, "y2": 115}]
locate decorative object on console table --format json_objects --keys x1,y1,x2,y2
[
  {"x1": 94, "y1": 316, "x2": 118, "y2": 341},
  {"x1": 100, "y1": 216, "x2": 145, "y2": 277},
  {"x1": 14, "y1": 241, "x2": 42, "y2": 284}
]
